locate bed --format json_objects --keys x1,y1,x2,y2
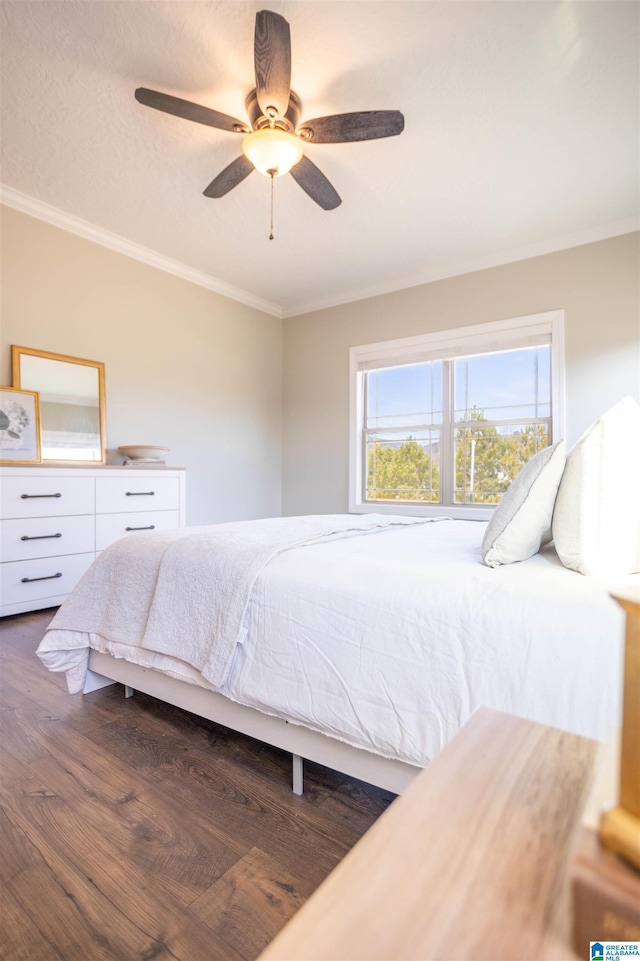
[{"x1": 36, "y1": 511, "x2": 629, "y2": 794}]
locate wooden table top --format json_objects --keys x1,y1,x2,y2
[{"x1": 259, "y1": 708, "x2": 596, "y2": 961}]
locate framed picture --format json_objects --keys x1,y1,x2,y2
[{"x1": 0, "y1": 386, "x2": 41, "y2": 464}]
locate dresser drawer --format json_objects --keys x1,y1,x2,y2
[
  {"x1": 1, "y1": 475, "x2": 94, "y2": 519},
  {"x1": 96, "y1": 510, "x2": 180, "y2": 551},
  {"x1": 0, "y1": 552, "x2": 95, "y2": 608},
  {"x1": 0, "y1": 515, "x2": 95, "y2": 562},
  {"x1": 0, "y1": 466, "x2": 185, "y2": 615},
  {"x1": 96, "y1": 476, "x2": 179, "y2": 514}
]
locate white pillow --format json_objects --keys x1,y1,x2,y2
[
  {"x1": 481, "y1": 440, "x2": 566, "y2": 568},
  {"x1": 552, "y1": 396, "x2": 640, "y2": 577}
]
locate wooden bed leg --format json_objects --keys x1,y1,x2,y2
[
  {"x1": 124, "y1": 685, "x2": 134, "y2": 699},
  {"x1": 292, "y1": 754, "x2": 304, "y2": 795}
]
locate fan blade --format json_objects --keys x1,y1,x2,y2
[
  {"x1": 298, "y1": 110, "x2": 404, "y2": 143},
  {"x1": 135, "y1": 88, "x2": 247, "y2": 133},
  {"x1": 203, "y1": 156, "x2": 255, "y2": 198},
  {"x1": 254, "y1": 10, "x2": 291, "y2": 120},
  {"x1": 289, "y1": 156, "x2": 341, "y2": 210}
]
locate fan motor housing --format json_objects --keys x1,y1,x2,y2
[{"x1": 245, "y1": 88, "x2": 302, "y2": 133}]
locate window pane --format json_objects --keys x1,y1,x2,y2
[
  {"x1": 366, "y1": 362, "x2": 443, "y2": 428},
  {"x1": 538, "y1": 347, "x2": 551, "y2": 414},
  {"x1": 454, "y1": 423, "x2": 550, "y2": 504},
  {"x1": 454, "y1": 346, "x2": 550, "y2": 422},
  {"x1": 366, "y1": 431, "x2": 440, "y2": 502}
]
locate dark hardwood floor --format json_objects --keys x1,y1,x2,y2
[{"x1": 0, "y1": 609, "x2": 395, "y2": 961}]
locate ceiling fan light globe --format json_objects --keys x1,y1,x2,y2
[{"x1": 242, "y1": 128, "x2": 303, "y2": 178}]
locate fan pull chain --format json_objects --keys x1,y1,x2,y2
[{"x1": 268, "y1": 168, "x2": 277, "y2": 240}]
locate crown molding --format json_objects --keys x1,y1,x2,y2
[
  {"x1": 0, "y1": 185, "x2": 283, "y2": 319},
  {"x1": 283, "y1": 216, "x2": 640, "y2": 318},
  {"x1": 2, "y1": 185, "x2": 636, "y2": 322}
]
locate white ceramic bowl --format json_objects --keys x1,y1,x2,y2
[{"x1": 117, "y1": 445, "x2": 170, "y2": 461}]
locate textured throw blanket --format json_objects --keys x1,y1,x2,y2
[{"x1": 44, "y1": 513, "x2": 434, "y2": 690}]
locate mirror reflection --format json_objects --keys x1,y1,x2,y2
[{"x1": 12, "y1": 346, "x2": 106, "y2": 463}]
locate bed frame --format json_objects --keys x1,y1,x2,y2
[{"x1": 84, "y1": 650, "x2": 423, "y2": 796}]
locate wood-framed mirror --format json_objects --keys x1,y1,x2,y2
[{"x1": 12, "y1": 346, "x2": 106, "y2": 464}]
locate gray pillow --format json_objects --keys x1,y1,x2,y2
[{"x1": 481, "y1": 440, "x2": 566, "y2": 568}]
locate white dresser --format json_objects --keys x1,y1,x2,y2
[{"x1": 0, "y1": 466, "x2": 186, "y2": 617}]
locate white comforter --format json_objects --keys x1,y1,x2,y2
[
  {"x1": 37, "y1": 516, "x2": 628, "y2": 767},
  {"x1": 38, "y1": 513, "x2": 434, "y2": 689}
]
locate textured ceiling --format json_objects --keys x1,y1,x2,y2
[{"x1": 1, "y1": 1, "x2": 638, "y2": 317}]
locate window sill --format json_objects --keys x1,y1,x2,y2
[{"x1": 349, "y1": 502, "x2": 494, "y2": 522}]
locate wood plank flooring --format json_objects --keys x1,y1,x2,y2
[{"x1": 0, "y1": 610, "x2": 394, "y2": 961}]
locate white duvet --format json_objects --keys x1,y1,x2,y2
[{"x1": 38, "y1": 517, "x2": 628, "y2": 767}]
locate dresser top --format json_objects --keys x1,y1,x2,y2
[{"x1": 0, "y1": 464, "x2": 185, "y2": 475}]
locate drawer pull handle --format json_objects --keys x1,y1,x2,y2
[
  {"x1": 125, "y1": 525, "x2": 156, "y2": 532},
  {"x1": 20, "y1": 492, "x2": 62, "y2": 499},
  {"x1": 126, "y1": 491, "x2": 155, "y2": 497},
  {"x1": 21, "y1": 572, "x2": 63, "y2": 583},
  {"x1": 21, "y1": 533, "x2": 63, "y2": 541}
]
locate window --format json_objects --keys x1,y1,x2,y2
[{"x1": 350, "y1": 311, "x2": 565, "y2": 519}]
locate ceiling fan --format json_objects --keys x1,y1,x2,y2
[{"x1": 135, "y1": 9, "x2": 405, "y2": 215}]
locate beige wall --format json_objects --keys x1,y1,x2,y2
[
  {"x1": 0, "y1": 206, "x2": 283, "y2": 525},
  {"x1": 3, "y1": 208, "x2": 637, "y2": 525},
  {"x1": 282, "y1": 232, "x2": 640, "y2": 516}
]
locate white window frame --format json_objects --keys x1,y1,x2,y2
[{"x1": 349, "y1": 310, "x2": 565, "y2": 520}]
